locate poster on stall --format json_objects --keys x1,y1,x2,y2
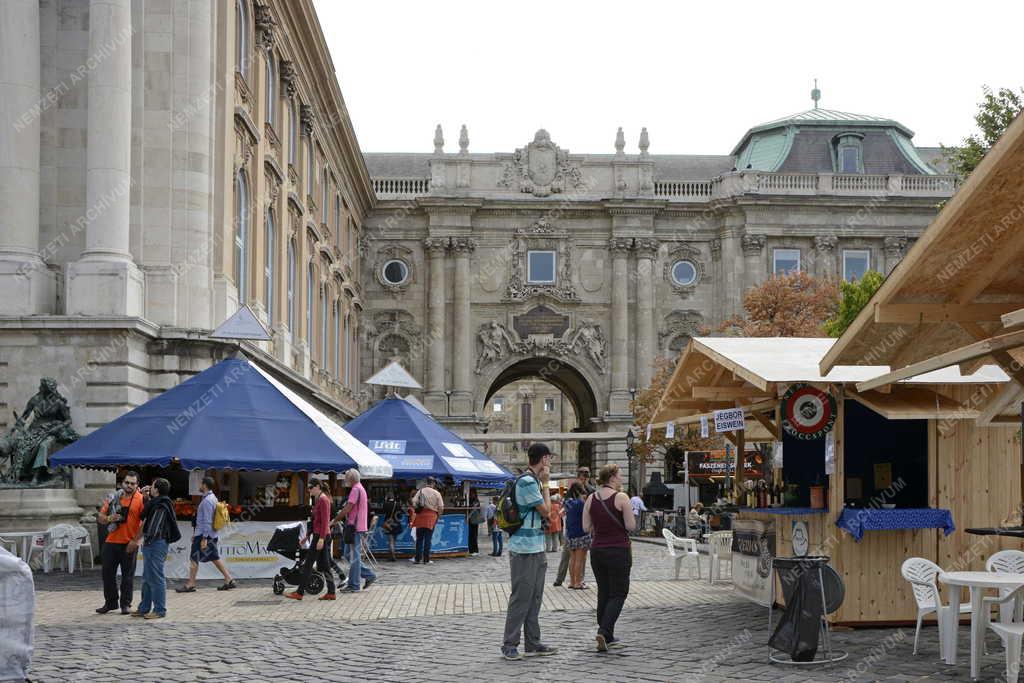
[
  {"x1": 700, "y1": 416, "x2": 709, "y2": 438},
  {"x1": 666, "y1": 422, "x2": 675, "y2": 439},
  {"x1": 773, "y1": 441, "x2": 784, "y2": 470},
  {"x1": 731, "y1": 518, "x2": 776, "y2": 607},
  {"x1": 824, "y1": 431, "x2": 836, "y2": 475},
  {"x1": 714, "y1": 408, "x2": 745, "y2": 433},
  {"x1": 369, "y1": 512, "x2": 469, "y2": 555},
  {"x1": 135, "y1": 522, "x2": 292, "y2": 579}
]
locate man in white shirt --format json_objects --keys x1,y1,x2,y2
[{"x1": 628, "y1": 493, "x2": 647, "y2": 533}]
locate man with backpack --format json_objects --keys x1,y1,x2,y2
[
  {"x1": 175, "y1": 476, "x2": 236, "y2": 593},
  {"x1": 500, "y1": 443, "x2": 558, "y2": 660}
]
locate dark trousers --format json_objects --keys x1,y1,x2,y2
[
  {"x1": 590, "y1": 546, "x2": 632, "y2": 640},
  {"x1": 468, "y1": 523, "x2": 479, "y2": 554},
  {"x1": 297, "y1": 534, "x2": 336, "y2": 595},
  {"x1": 101, "y1": 541, "x2": 137, "y2": 609},
  {"x1": 415, "y1": 527, "x2": 434, "y2": 562}
]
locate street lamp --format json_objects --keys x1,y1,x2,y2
[{"x1": 625, "y1": 427, "x2": 636, "y2": 495}]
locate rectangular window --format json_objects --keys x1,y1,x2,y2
[
  {"x1": 841, "y1": 147, "x2": 859, "y2": 173},
  {"x1": 773, "y1": 248, "x2": 801, "y2": 275},
  {"x1": 543, "y1": 398, "x2": 555, "y2": 412},
  {"x1": 843, "y1": 249, "x2": 870, "y2": 281},
  {"x1": 527, "y1": 250, "x2": 556, "y2": 283},
  {"x1": 492, "y1": 397, "x2": 504, "y2": 412},
  {"x1": 520, "y1": 402, "x2": 532, "y2": 449}
]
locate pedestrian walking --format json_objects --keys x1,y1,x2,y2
[
  {"x1": 467, "y1": 490, "x2": 483, "y2": 557},
  {"x1": 285, "y1": 478, "x2": 337, "y2": 601},
  {"x1": 96, "y1": 471, "x2": 144, "y2": 614},
  {"x1": 486, "y1": 495, "x2": 503, "y2": 556},
  {"x1": 554, "y1": 467, "x2": 594, "y2": 586},
  {"x1": 176, "y1": 476, "x2": 236, "y2": 593},
  {"x1": 501, "y1": 443, "x2": 558, "y2": 661},
  {"x1": 563, "y1": 483, "x2": 591, "y2": 590},
  {"x1": 380, "y1": 493, "x2": 403, "y2": 562},
  {"x1": 411, "y1": 478, "x2": 443, "y2": 564},
  {"x1": 129, "y1": 478, "x2": 180, "y2": 620},
  {"x1": 334, "y1": 469, "x2": 377, "y2": 592},
  {"x1": 628, "y1": 491, "x2": 647, "y2": 535},
  {"x1": 545, "y1": 494, "x2": 563, "y2": 552},
  {"x1": 583, "y1": 463, "x2": 635, "y2": 651}
]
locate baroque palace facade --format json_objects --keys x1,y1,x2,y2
[{"x1": 0, "y1": 0, "x2": 958, "y2": 480}]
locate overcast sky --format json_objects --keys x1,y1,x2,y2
[{"x1": 311, "y1": 0, "x2": 1022, "y2": 156}]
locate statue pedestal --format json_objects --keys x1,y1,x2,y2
[{"x1": 0, "y1": 488, "x2": 86, "y2": 532}]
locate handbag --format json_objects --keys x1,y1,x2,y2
[
  {"x1": 414, "y1": 491, "x2": 425, "y2": 514},
  {"x1": 343, "y1": 523, "x2": 356, "y2": 545}
]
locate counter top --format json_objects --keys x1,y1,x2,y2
[{"x1": 742, "y1": 507, "x2": 829, "y2": 515}]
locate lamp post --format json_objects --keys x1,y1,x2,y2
[{"x1": 625, "y1": 427, "x2": 636, "y2": 494}]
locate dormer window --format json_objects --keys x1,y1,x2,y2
[{"x1": 833, "y1": 132, "x2": 864, "y2": 174}]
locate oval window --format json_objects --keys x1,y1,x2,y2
[
  {"x1": 671, "y1": 260, "x2": 697, "y2": 286},
  {"x1": 382, "y1": 260, "x2": 409, "y2": 285}
]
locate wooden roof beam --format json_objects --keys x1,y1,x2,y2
[
  {"x1": 752, "y1": 410, "x2": 780, "y2": 440},
  {"x1": 691, "y1": 386, "x2": 773, "y2": 400},
  {"x1": 874, "y1": 303, "x2": 1024, "y2": 324},
  {"x1": 1004, "y1": 307, "x2": 1024, "y2": 329}
]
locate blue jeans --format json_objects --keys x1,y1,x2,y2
[
  {"x1": 138, "y1": 539, "x2": 168, "y2": 616},
  {"x1": 491, "y1": 529, "x2": 503, "y2": 555},
  {"x1": 347, "y1": 531, "x2": 376, "y2": 590}
]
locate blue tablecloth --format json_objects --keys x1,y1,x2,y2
[
  {"x1": 836, "y1": 507, "x2": 955, "y2": 542},
  {"x1": 746, "y1": 508, "x2": 829, "y2": 515}
]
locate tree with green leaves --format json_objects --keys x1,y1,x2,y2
[
  {"x1": 942, "y1": 86, "x2": 1023, "y2": 179},
  {"x1": 825, "y1": 270, "x2": 885, "y2": 337}
]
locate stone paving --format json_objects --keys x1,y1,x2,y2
[{"x1": 26, "y1": 543, "x2": 1015, "y2": 682}]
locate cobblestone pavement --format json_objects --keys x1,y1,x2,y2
[{"x1": 28, "y1": 544, "x2": 1012, "y2": 682}]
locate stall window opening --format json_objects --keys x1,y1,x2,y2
[{"x1": 842, "y1": 399, "x2": 927, "y2": 508}]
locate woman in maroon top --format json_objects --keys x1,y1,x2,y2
[
  {"x1": 582, "y1": 463, "x2": 636, "y2": 651},
  {"x1": 285, "y1": 478, "x2": 337, "y2": 601}
]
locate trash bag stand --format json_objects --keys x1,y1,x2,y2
[{"x1": 767, "y1": 556, "x2": 848, "y2": 665}]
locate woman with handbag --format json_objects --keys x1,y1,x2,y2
[
  {"x1": 411, "y1": 479, "x2": 443, "y2": 564},
  {"x1": 467, "y1": 491, "x2": 484, "y2": 557},
  {"x1": 582, "y1": 463, "x2": 636, "y2": 651},
  {"x1": 381, "y1": 493, "x2": 402, "y2": 561}
]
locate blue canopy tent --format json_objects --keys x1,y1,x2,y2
[
  {"x1": 343, "y1": 397, "x2": 513, "y2": 485},
  {"x1": 51, "y1": 358, "x2": 392, "y2": 477}
]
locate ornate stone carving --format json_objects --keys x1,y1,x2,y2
[
  {"x1": 473, "y1": 318, "x2": 607, "y2": 374},
  {"x1": 639, "y1": 164, "x2": 653, "y2": 193},
  {"x1": 497, "y1": 129, "x2": 584, "y2": 197},
  {"x1": 505, "y1": 222, "x2": 578, "y2": 302},
  {"x1": 280, "y1": 60, "x2": 297, "y2": 98},
  {"x1": 373, "y1": 245, "x2": 415, "y2": 297},
  {"x1": 433, "y1": 124, "x2": 444, "y2": 154},
  {"x1": 709, "y1": 238, "x2": 722, "y2": 261},
  {"x1": 741, "y1": 233, "x2": 766, "y2": 256},
  {"x1": 254, "y1": 2, "x2": 276, "y2": 49},
  {"x1": 300, "y1": 104, "x2": 315, "y2": 136},
  {"x1": 608, "y1": 237, "x2": 633, "y2": 254},
  {"x1": 663, "y1": 243, "x2": 705, "y2": 296},
  {"x1": 459, "y1": 125, "x2": 469, "y2": 155},
  {"x1": 659, "y1": 310, "x2": 704, "y2": 352},
  {"x1": 814, "y1": 234, "x2": 838, "y2": 254},
  {"x1": 884, "y1": 235, "x2": 907, "y2": 259},
  {"x1": 475, "y1": 321, "x2": 517, "y2": 373},
  {"x1": 615, "y1": 167, "x2": 628, "y2": 193},
  {"x1": 615, "y1": 127, "x2": 625, "y2": 156},
  {"x1": 430, "y1": 159, "x2": 445, "y2": 190},
  {"x1": 423, "y1": 236, "x2": 449, "y2": 255},
  {"x1": 639, "y1": 127, "x2": 650, "y2": 157},
  {"x1": 634, "y1": 237, "x2": 659, "y2": 258},
  {"x1": 451, "y1": 237, "x2": 477, "y2": 254}
]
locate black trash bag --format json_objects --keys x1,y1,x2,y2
[{"x1": 769, "y1": 557, "x2": 827, "y2": 662}]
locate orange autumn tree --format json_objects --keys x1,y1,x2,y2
[
  {"x1": 719, "y1": 271, "x2": 839, "y2": 337},
  {"x1": 631, "y1": 356, "x2": 721, "y2": 466}
]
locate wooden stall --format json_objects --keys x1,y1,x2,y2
[{"x1": 651, "y1": 337, "x2": 1019, "y2": 625}]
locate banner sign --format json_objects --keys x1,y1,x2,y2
[
  {"x1": 369, "y1": 439, "x2": 407, "y2": 454},
  {"x1": 714, "y1": 408, "x2": 745, "y2": 433},
  {"x1": 380, "y1": 454, "x2": 435, "y2": 471},
  {"x1": 687, "y1": 450, "x2": 764, "y2": 478},
  {"x1": 732, "y1": 518, "x2": 776, "y2": 607},
  {"x1": 368, "y1": 512, "x2": 468, "y2": 555},
  {"x1": 665, "y1": 422, "x2": 675, "y2": 439},
  {"x1": 700, "y1": 416, "x2": 709, "y2": 438},
  {"x1": 781, "y1": 383, "x2": 836, "y2": 440},
  {"x1": 134, "y1": 522, "x2": 292, "y2": 579}
]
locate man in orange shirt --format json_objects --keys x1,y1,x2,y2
[{"x1": 96, "y1": 471, "x2": 144, "y2": 614}]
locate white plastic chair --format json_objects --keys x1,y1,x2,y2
[
  {"x1": 986, "y1": 585, "x2": 1024, "y2": 683},
  {"x1": 663, "y1": 528, "x2": 701, "y2": 580},
  {"x1": 708, "y1": 531, "x2": 733, "y2": 584},
  {"x1": 987, "y1": 550, "x2": 1024, "y2": 627},
  {"x1": 900, "y1": 557, "x2": 972, "y2": 657},
  {"x1": 43, "y1": 524, "x2": 93, "y2": 574},
  {"x1": 0, "y1": 536, "x2": 17, "y2": 555}
]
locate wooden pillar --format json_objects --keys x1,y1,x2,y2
[{"x1": 734, "y1": 427, "x2": 746, "y2": 501}]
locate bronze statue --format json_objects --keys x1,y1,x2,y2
[{"x1": 1, "y1": 378, "x2": 79, "y2": 486}]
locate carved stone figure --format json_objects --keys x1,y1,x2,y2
[
  {"x1": 569, "y1": 321, "x2": 606, "y2": 369},
  {"x1": 433, "y1": 124, "x2": 444, "y2": 154},
  {"x1": 615, "y1": 127, "x2": 625, "y2": 156},
  {"x1": 475, "y1": 322, "x2": 516, "y2": 374},
  {"x1": 2, "y1": 378, "x2": 79, "y2": 486},
  {"x1": 497, "y1": 130, "x2": 583, "y2": 197},
  {"x1": 459, "y1": 125, "x2": 469, "y2": 155}
]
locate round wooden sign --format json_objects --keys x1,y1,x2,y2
[{"x1": 781, "y1": 383, "x2": 837, "y2": 440}]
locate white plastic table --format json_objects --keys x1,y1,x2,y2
[
  {"x1": 939, "y1": 570, "x2": 1024, "y2": 680},
  {"x1": 0, "y1": 530, "x2": 47, "y2": 563}
]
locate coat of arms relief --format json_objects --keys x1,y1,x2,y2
[{"x1": 498, "y1": 129, "x2": 584, "y2": 197}]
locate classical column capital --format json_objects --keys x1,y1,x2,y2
[
  {"x1": 741, "y1": 234, "x2": 765, "y2": 256},
  {"x1": 300, "y1": 104, "x2": 315, "y2": 135},
  {"x1": 814, "y1": 234, "x2": 837, "y2": 254},
  {"x1": 634, "y1": 237, "x2": 659, "y2": 258},
  {"x1": 423, "y1": 237, "x2": 449, "y2": 255},
  {"x1": 709, "y1": 238, "x2": 722, "y2": 261},
  {"x1": 280, "y1": 59, "x2": 297, "y2": 98},
  {"x1": 608, "y1": 236, "x2": 633, "y2": 254},
  {"x1": 884, "y1": 235, "x2": 907, "y2": 258},
  {"x1": 451, "y1": 237, "x2": 477, "y2": 254},
  {"x1": 254, "y1": 2, "x2": 276, "y2": 50}
]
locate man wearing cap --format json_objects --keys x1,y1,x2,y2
[{"x1": 501, "y1": 443, "x2": 558, "y2": 660}]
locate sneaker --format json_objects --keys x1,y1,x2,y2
[
  {"x1": 596, "y1": 634, "x2": 608, "y2": 652},
  {"x1": 469, "y1": 552, "x2": 479, "y2": 557},
  {"x1": 524, "y1": 644, "x2": 558, "y2": 657},
  {"x1": 410, "y1": 558, "x2": 420, "y2": 563},
  {"x1": 318, "y1": 593, "x2": 336, "y2": 601},
  {"x1": 143, "y1": 612, "x2": 166, "y2": 620},
  {"x1": 284, "y1": 592, "x2": 303, "y2": 601},
  {"x1": 129, "y1": 610, "x2": 147, "y2": 618},
  {"x1": 501, "y1": 646, "x2": 524, "y2": 661},
  {"x1": 607, "y1": 637, "x2": 622, "y2": 648},
  {"x1": 363, "y1": 577, "x2": 376, "y2": 590},
  {"x1": 95, "y1": 605, "x2": 116, "y2": 614},
  {"x1": 339, "y1": 585, "x2": 360, "y2": 593}
]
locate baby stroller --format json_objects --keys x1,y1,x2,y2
[{"x1": 267, "y1": 522, "x2": 335, "y2": 596}]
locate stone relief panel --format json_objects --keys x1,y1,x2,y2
[
  {"x1": 497, "y1": 129, "x2": 584, "y2": 197},
  {"x1": 474, "y1": 310, "x2": 607, "y2": 375},
  {"x1": 659, "y1": 309, "x2": 704, "y2": 353},
  {"x1": 372, "y1": 245, "x2": 415, "y2": 298},
  {"x1": 662, "y1": 243, "x2": 705, "y2": 297},
  {"x1": 577, "y1": 248, "x2": 605, "y2": 293},
  {"x1": 505, "y1": 218, "x2": 579, "y2": 302},
  {"x1": 365, "y1": 310, "x2": 422, "y2": 380}
]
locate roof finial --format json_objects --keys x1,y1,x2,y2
[{"x1": 811, "y1": 79, "x2": 821, "y2": 110}]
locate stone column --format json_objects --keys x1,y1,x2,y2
[
  {"x1": 741, "y1": 233, "x2": 765, "y2": 292},
  {"x1": 0, "y1": 1, "x2": 54, "y2": 314},
  {"x1": 719, "y1": 228, "x2": 742, "y2": 318},
  {"x1": 450, "y1": 237, "x2": 476, "y2": 415},
  {"x1": 709, "y1": 238, "x2": 722, "y2": 326},
  {"x1": 634, "y1": 238, "x2": 658, "y2": 388},
  {"x1": 609, "y1": 237, "x2": 633, "y2": 414},
  {"x1": 814, "y1": 235, "x2": 837, "y2": 279},
  {"x1": 424, "y1": 237, "x2": 449, "y2": 415},
  {"x1": 67, "y1": 0, "x2": 142, "y2": 316},
  {"x1": 884, "y1": 236, "x2": 907, "y2": 275}
]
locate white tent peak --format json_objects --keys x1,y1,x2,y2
[
  {"x1": 401, "y1": 393, "x2": 431, "y2": 415},
  {"x1": 365, "y1": 361, "x2": 422, "y2": 389},
  {"x1": 209, "y1": 305, "x2": 272, "y2": 341}
]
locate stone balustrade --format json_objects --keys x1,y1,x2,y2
[{"x1": 373, "y1": 177, "x2": 431, "y2": 198}]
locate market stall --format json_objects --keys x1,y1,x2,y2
[
  {"x1": 50, "y1": 356, "x2": 392, "y2": 578},
  {"x1": 651, "y1": 336, "x2": 1015, "y2": 624},
  {"x1": 343, "y1": 396, "x2": 514, "y2": 556}
]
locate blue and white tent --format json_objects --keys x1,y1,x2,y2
[
  {"x1": 343, "y1": 397, "x2": 513, "y2": 485},
  {"x1": 51, "y1": 358, "x2": 392, "y2": 477}
]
